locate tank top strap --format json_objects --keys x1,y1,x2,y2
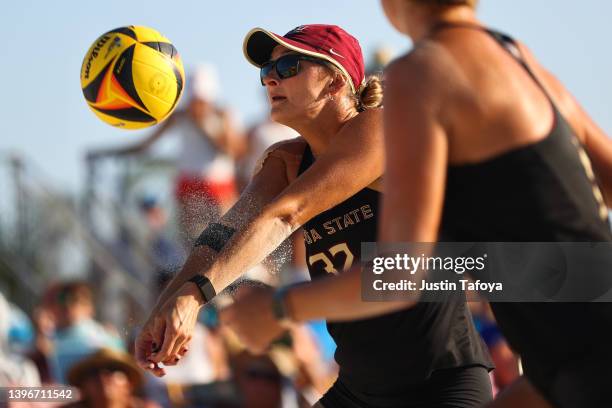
[
  {"x1": 428, "y1": 22, "x2": 557, "y2": 106},
  {"x1": 297, "y1": 143, "x2": 314, "y2": 176}
]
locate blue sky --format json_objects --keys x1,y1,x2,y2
[{"x1": 0, "y1": 0, "x2": 610, "y2": 192}]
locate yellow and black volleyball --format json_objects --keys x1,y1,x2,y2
[{"x1": 80, "y1": 26, "x2": 185, "y2": 129}]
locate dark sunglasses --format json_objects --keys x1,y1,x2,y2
[{"x1": 260, "y1": 54, "x2": 329, "y2": 85}]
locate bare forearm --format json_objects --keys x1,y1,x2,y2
[
  {"x1": 151, "y1": 153, "x2": 291, "y2": 309},
  {"x1": 154, "y1": 200, "x2": 295, "y2": 310},
  {"x1": 286, "y1": 267, "x2": 413, "y2": 322},
  {"x1": 204, "y1": 212, "x2": 296, "y2": 290},
  {"x1": 152, "y1": 247, "x2": 215, "y2": 311}
]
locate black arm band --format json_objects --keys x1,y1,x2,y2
[
  {"x1": 194, "y1": 222, "x2": 236, "y2": 252},
  {"x1": 188, "y1": 275, "x2": 216, "y2": 303}
]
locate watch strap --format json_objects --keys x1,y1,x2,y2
[
  {"x1": 272, "y1": 286, "x2": 292, "y2": 322},
  {"x1": 188, "y1": 275, "x2": 216, "y2": 303}
]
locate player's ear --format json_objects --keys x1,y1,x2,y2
[{"x1": 327, "y1": 71, "x2": 348, "y2": 98}]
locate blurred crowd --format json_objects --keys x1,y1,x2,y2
[
  {"x1": 1, "y1": 49, "x2": 521, "y2": 407},
  {"x1": 0, "y1": 278, "x2": 339, "y2": 408},
  {"x1": 0, "y1": 283, "x2": 518, "y2": 407}
]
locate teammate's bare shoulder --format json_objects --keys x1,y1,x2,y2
[{"x1": 391, "y1": 44, "x2": 456, "y2": 96}]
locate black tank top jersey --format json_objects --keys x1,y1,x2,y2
[
  {"x1": 298, "y1": 144, "x2": 493, "y2": 392},
  {"x1": 436, "y1": 24, "x2": 612, "y2": 380}
]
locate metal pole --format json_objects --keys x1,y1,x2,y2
[{"x1": 10, "y1": 154, "x2": 27, "y2": 256}]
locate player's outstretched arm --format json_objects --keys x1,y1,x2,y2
[
  {"x1": 135, "y1": 149, "x2": 291, "y2": 376},
  {"x1": 153, "y1": 108, "x2": 385, "y2": 312},
  {"x1": 136, "y1": 108, "x2": 385, "y2": 374}
]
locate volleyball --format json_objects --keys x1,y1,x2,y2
[{"x1": 80, "y1": 26, "x2": 185, "y2": 129}]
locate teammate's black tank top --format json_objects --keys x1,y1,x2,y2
[
  {"x1": 435, "y1": 24, "x2": 612, "y2": 374},
  {"x1": 298, "y1": 144, "x2": 493, "y2": 392}
]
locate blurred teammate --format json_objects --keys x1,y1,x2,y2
[
  {"x1": 378, "y1": 1, "x2": 612, "y2": 406},
  {"x1": 135, "y1": 24, "x2": 493, "y2": 407}
]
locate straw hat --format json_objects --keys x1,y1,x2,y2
[{"x1": 67, "y1": 348, "x2": 144, "y2": 390}]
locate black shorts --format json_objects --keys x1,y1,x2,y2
[
  {"x1": 319, "y1": 366, "x2": 493, "y2": 408},
  {"x1": 524, "y1": 349, "x2": 612, "y2": 408}
]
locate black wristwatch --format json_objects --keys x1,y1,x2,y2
[
  {"x1": 188, "y1": 275, "x2": 216, "y2": 303},
  {"x1": 272, "y1": 286, "x2": 294, "y2": 327}
]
